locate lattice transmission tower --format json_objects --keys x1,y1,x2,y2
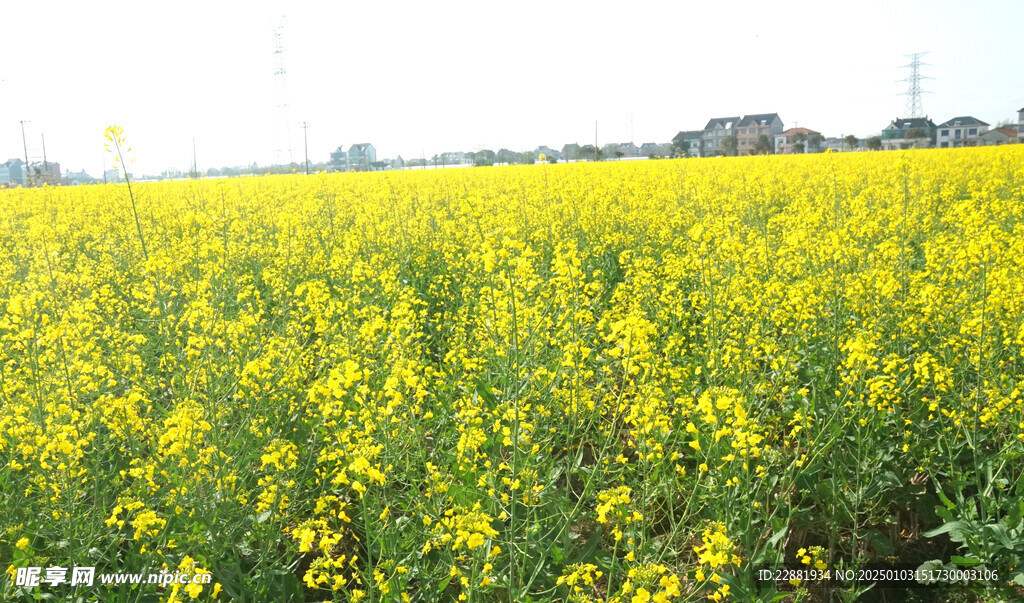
[
  {"x1": 272, "y1": 16, "x2": 294, "y2": 165},
  {"x1": 900, "y1": 51, "x2": 930, "y2": 118}
]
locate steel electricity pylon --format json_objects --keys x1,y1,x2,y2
[
  {"x1": 900, "y1": 51, "x2": 930, "y2": 118},
  {"x1": 272, "y1": 16, "x2": 294, "y2": 165}
]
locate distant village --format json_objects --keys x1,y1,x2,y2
[
  {"x1": 327, "y1": 108, "x2": 1022, "y2": 172},
  {"x1": 2, "y1": 107, "x2": 1022, "y2": 186}
]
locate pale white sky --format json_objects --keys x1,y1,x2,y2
[{"x1": 1, "y1": 0, "x2": 1022, "y2": 176}]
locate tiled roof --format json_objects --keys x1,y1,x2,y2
[
  {"x1": 886, "y1": 117, "x2": 936, "y2": 130},
  {"x1": 780, "y1": 127, "x2": 820, "y2": 136},
  {"x1": 673, "y1": 130, "x2": 704, "y2": 142},
  {"x1": 937, "y1": 116, "x2": 989, "y2": 128},
  {"x1": 704, "y1": 117, "x2": 740, "y2": 130},
  {"x1": 738, "y1": 113, "x2": 781, "y2": 127},
  {"x1": 989, "y1": 127, "x2": 1018, "y2": 137}
]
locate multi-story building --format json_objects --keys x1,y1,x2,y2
[
  {"x1": 329, "y1": 146, "x2": 349, "y2": 172},
  {"x1": 701, "y1": 116, "x2": 739, "y2": 156},
  {"x1": 736, "y1": 113, "x2": 784, "y2": 155},
  {"x1": 880, "y1": 117, "x2": 937, "y2": 150},
  {"x1": 438, "y1": 151, "x2": 467, "y2": 165},
  {"x1": 0, "y1": 158, "x2": 26, "y2": 186},
  {"x1": 616, "y1": 142, "x2": 639, "y2": 158},
  {"x1": 671, "y1": 131, "x2": 704, "y2": 157},
  {"x1": 28, "y1": 161, "x2": 61, "y2": 184},
  {"x1": 348, "y1": 143, "x2": 376, "y2": 171},
  {"x1": 935, "y1": 116, "x2": 989, "y2": 148}
]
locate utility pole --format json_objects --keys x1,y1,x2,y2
[
  {"x1": 41, "y1": 134, "x2": 49, "y2": 184},
  {"x1": 20, "y1": 120, "x2": 30, "y2": 186},
  {"x1": 192, "y1": 137, "x2": 198, "y2": 179},
  {"x1": 300, "y1": 121, "x2": 309, "y2": 175}
]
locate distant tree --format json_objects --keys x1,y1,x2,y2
[
  {"x1": 789, "y1": 132, "x2": 808, "y2": 154},
  {"x1": 473, "y1": 150, "x2": 495, "y2": 167},
  {"x1": 867, "y1": 136, "x2": 882, "y2": 151},
  {"x1": 754, "y1": 134, "x2": 773, "y2": 155},
  {"x1": 579, "y1": 145, "x2": 596, "y2": 161},
  {"x1": 722, "y1": 135, "x2": 738, "y2": 156},
  {"x1": 807, "y1": 133, "x2": 824, "y2": 153},
  {"x1": 520, "y1": 151, "x2": 536, "y2": 165},
  {"x1": 546, "y1": 154, "x2": 558, "y2": 164},
  {"x1": 615, "y1": 150, "x2": 624, "y2": 160},
  {"x1": 671, "y1": 136, "x2": 687, "y2": 158},
  {"x1": 905, "y1": 128, "x2": 928, "y2": 146},
  {"x1": 844, "y1": 134, "x2": 859, "y2": 151},
  {"x1": 206, "y1": 167, "x2": 220, "y2": 177}
]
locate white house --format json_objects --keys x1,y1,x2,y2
[
  {"x1": 774, "y1": 127, "x2": 821, "y2": 154},
  {"x1": 935, "y1": 116, "x2": 989, "y2": 148}
]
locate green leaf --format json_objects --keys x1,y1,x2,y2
[
  {"x1": 950, "y1": 555, "x2": 981, "y2": 567},
  {"x1": 474, "y1": 377, "x2": 496, "y2": 405},
  {"x1": 571, "y1": 527, "x2": 604, "y2": 564},
  {"x1": 869, "y1": 530, "x2": 894, "y2": 556},
  {"x1": 983, "y1": 523, "x2": 1017, "y2": 551},
  {"x1": 936, "y1": 488, "x2": 956, "y2": 511},
  {"x1": 550, "y1": 545, "x2": 564, "y2": 565},
  {"x1": 923, "y1": 520, "x2": 963, "y2": 538},
  {"x1": 768, "y1": 525, "x2": 788, "y2": 548}
]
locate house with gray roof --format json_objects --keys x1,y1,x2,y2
[
  {"x1": 702, "y1": 117, "x2": 739, "y2": 156},
  {"x1": 639, "y1": 142, "x2": 671, "y2": 158},
  {"x1": 671, "y1": 131, "x2": 704, "y2": 157},
  {"x1": 736, "y1": 113, "x2": 784, "y2": 155},
  {"x1": 935, "y1": 116, "x2": 989, "y2": 148},
  {"x1": 348, "y1": 143, "x2": 376, "y2": 171},
  {"x1": 881, "y1": 117, "x2": 937, "y2": 150},
  {"x1": 0, "y1": 159, "x2": 26, "y2": 187},
  {"x1": 329, "y1": 146, "x2": 349, "y2": 172}
]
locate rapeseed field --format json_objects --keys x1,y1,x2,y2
[{"x1": 2, "y1": 146, "x2": 1023, "y2": 601}]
